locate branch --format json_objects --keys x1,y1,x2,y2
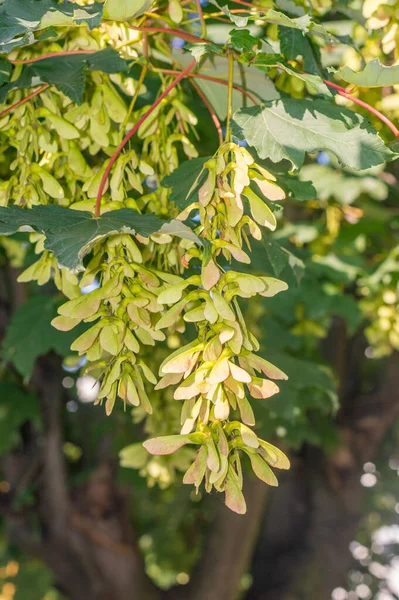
[
  {"x1": 156, "y1": 68, "x2": 258, "y2": 104},
  {"x1": 324, "y1": 80, "x2": 399, "y2": 138},
  {"x1": 95, "y1": 59, "x2": 197, "y2": 217},
  {"x1": 0, "y1": 85, "x2": 49, "y2": 119}
]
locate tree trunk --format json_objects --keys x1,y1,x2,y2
[{"x1": 183, "y1": 477, "x2": 269, "y2": 600}]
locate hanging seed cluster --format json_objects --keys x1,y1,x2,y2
[
  {"x1": 0, "y1": 24, "x2": 291, "y2": 514},
  {"x1": 142, "y1": 143, "x2": 290, "y2": 513}
]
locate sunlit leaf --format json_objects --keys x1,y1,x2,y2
[{"x1": 232, "y1": 98, "x2": 395, "y2": 171}]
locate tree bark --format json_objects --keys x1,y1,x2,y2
[{"x1": 174, "y1": 476, "x2": 269, "y2": 600}]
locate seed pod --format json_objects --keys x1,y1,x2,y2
[
  {"x1": 168, "y1": 0, "x2": 183, "y2": 23},
  {"x1": 71, "y1": 323, "x2": 103, "y2": 353},
  {"x1": 31, "y1": 165, "x2": 65, "y2": 199},
  {"x1": 224, "y1": 468, "x2": 246, "y2": 514},
  {"x1": 42, "y1": 112, "x2": 80, "y2": 140},
  {"x1": 247, "y1": 377, "x2": 280, "y2": 399},
  {"x1": 251, "y1": 176, "x2": 286, "y2": 201},
  {"x1": 242, "y1": 186, "x2": 277, "y2": 230},
  {"x1": 198, "y1": 166, "x2": 216, "y2": 207},
  {"x1": 201, "y1": 259, "x2": 220, "y2": 290},
  {"x1": 183, "y1": 446, "x2": 207, "y2": 488},
  {"x1": 245, "y1": 451, "x2": 278, "y2": 486},
  {"x1": 102, "y1": 81, "x2": 128, "y2": 124},
  {"x1": 236, "y1": 395, "x2": 255, "y2": 426}
]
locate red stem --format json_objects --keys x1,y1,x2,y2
[
  {"x1": 157, "y1": 69, "x2": 258, "y2": 104},
  {"x1": 323, "y1": 80, "x2": 347, "y2": 94},
  {"x1": 0, "y1": 84, "x2": 49, "y2": 118},
  {"x1": 10, "y1": 50, "x2": 97, "y2": 64},
  {"x1": 324, "y1": 80, "x2": 399, "y2": 138},
  {"x1": 191, "y1": 79, "x2": 223, "y2": 144},
  {"x1": 130, "y1": 25, "x2": 209, "y2": 45},
  {"x1": 94, "y1": 60, "x2": 197, "y2": 218}
]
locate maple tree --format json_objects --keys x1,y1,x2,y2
[{"x1": 0, "y1": 1, "x2": 399, "y2": 599}]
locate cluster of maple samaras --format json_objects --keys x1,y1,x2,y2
[
  {"x1": 143, "y1": 273, "x2": 290, "y2": 513},
  {"x1": 144, "y1": 425, "x2": 289, "y2": 514},
  {"x1": 50, "y1": 232, "x2": 183, "y2": 414},
  {"x1": 179, "y1": 142, "x2": 285, "y2": 267},
  {"x1": 48, "y1": 142, "x2": 291, "y2": 512},
  {"x1": 1, "y1": 65, "x2": 197, "y2": 213},
  {"x1": 140, "y1": 143, "x2": 291, "y2": 512},
  {"x1": 0, "y1": 74, "x2": 128, "y2": 209}
]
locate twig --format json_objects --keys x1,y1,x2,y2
[
  {"x1": 156, "y1": 68, "x2": 258, "y2": 104},
  {"x1": 0, "y1": 84, "x2": 49, "y2": 119},
  {"x1": 277, "y1": 62, "x2": 399, "y2": 138},
  {"x1": 95, "y1": 60, "x2": 197, "y2": 218},
  {"x1": 191, "y1": 79, "x2": 223, "y2": 144}
]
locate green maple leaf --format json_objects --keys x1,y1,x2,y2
[
  {"x1": 2, "y1": 296, "x2": 87, "y2": 379},
  {"x1": 0, "y1": 383, "x2": 40, "y2": 452},
  {"x1": 340, "y1": 58, "x2": 399, "y2": 87},
  {"x1": 162, "y1": 157, "x2": 211, "y2": 208},
  {"x1": 0, "y1": 48, "x2": 128, "y2": 104},
  {"x1": 0, "y1": 1, "x2": 104, "y2": 53},
  {"x1": 0, "y1": 206, "x2": 204, "y2": 271},
  {"x1": 232, "y1": 97, "x2": 395, "y2": 171}
]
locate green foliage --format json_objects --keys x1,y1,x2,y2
[
  {"x1": 186, "y1": 41, "x2": 223, "y2": 63},
  {"x1": 229, "y1": 29, "x2": 261, "y2": 53},
  {"x1": 0, "y1": 382, "x2": 40, "y2": 452},
  {"x1": 0, "y1": 1, "x2": 103, "y2": 52},
  {"x1": 254, "y1": 353, "x2": 338, "y2": 448},
  {"x1": 208, "y1": 0, "x2": 250, "y2": 27},
  {"x1": 300, "y1": 164, "x2": 388, "y2": 204},
  {"x1": 162, "y1": 157, "x2": 211, "y2": 208},
  {"x1": 2, "y1": 295, "x2": 87, "y2": 378},
  {"x1": 261, "y1": 239, "x2": 305, "y2": 285},
  {"x1": 278, "y1": 27, "x2": 321, "y2": 75},
  {"x1": 252, "y1": 54, "x2": 332, "y2": 96},
  {"x1": 104, "y1": 0, "x2": 152, "y2": 21},
  {"x1": 0, "y1": 49, "x2": 128, "y2": 103}
]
